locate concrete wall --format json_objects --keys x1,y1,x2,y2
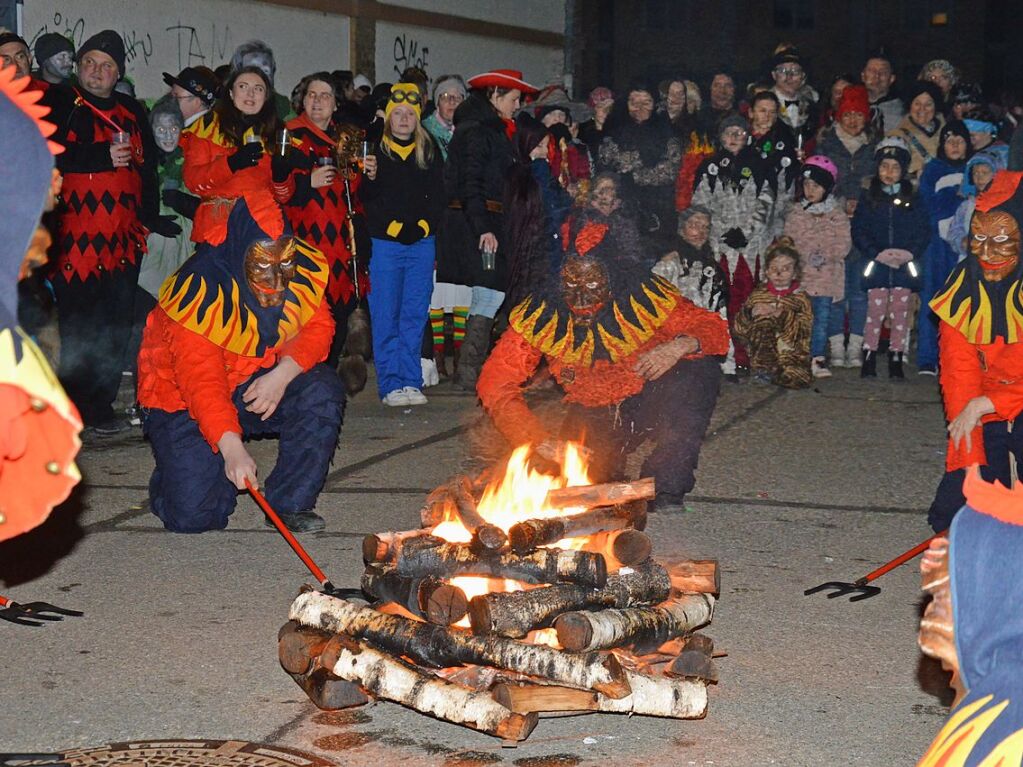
[{"x1": 22, "y1": 0, "x2": 350, "y2": 100}]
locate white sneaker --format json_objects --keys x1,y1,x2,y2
[
  {"x1": 382, "y1": 389, "x2": 410, "y2": 406},
  {"x1": 811, "y1": 356, "x2": 832, "y2": 378},
  {"x1": 402, "y1": 386, "x2": 428, "y2": 405}
]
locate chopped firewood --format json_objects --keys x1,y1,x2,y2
[
  {"x1": 419, "y1": 485, "x2": 454, "y2": 528},
  {"x1": 396, "y1": 535, "x2": 607, "y2": 588},
  {"x1": 288, "y1": 665, "x2": 372, "y2": 711},
  {"x1": 493, "y1": 669, "x2": 707, "y2": 719},
  {"x1": 545, "y1": 478, "x2": 655, "y2": 510},
  {"x1": 470, "y1": 523, "x2": 509, "y2": 555},
  {"x1": 666, "y1": 633, "x2": 718, "y2": 684},
  {"x1": 448, "y1": 474, "x2": 488, "y2": 531},
  {"x1": 278, "y1": 620, "x2": 330, "y2": 675},
  {"x1": 665, "y1": 558, "x2": 720, "y2": 595},
  {"x1": 575, "y1": 529, "x2": 652, "y2": 569},
  {"x1": 468, "y1": 561, "x2": 672, "y2": 639},
  {"x1": 508, "y1": 503, "x2": 648, "y2": 554},
  {"x1": 324, "y1": 633, "x2": 537, "y2": 740},
  {"x1": 554, "y1": 594, "x2": 715, "y2": 653},
  {"x1": 289, "y1": 590, "x2": 632, "y2": 699},
  {"x1": 362, "y1": 528, "x2": 433, "y2": 564},
  {"x1": 361, "y1": 566, "x2": 469, "y2": 625}
]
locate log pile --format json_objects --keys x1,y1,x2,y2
[{"x1": 281, "y1": 470, "x2": 722, "y2": 743}]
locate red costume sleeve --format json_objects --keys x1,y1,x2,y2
[
  {"x1": 938, "y1": 325, "x2": 987, "y2": 470},
  {"x1": 280, "y1": 299, "x2": 335, "y2": 371},
  {"x1": 675, "y1": 150, "x2": 705, "y2": 212},
  {"x1": 668, "y1": 295, "x2": 731, "y2": 356},
  {"x1": 182, "y1": 132, "x2": 234, "y2": 196},
  {"x1": 477, "y1": 329, "x2": 548, "y2": 447},
  {"x1": 166, "y1": 320, "x2": 240, "y2": 450}
]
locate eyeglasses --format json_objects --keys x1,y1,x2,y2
[
  {"x1": 438, "y1": 92, "x2": 464, "y2": 103},
  {"x1": 305, "y1": 91, "x2": 336, "y2": 102},
  {"x1": 722, "y1": 128, "x2": 748, "y2": 139},
  {"x1": 774, "y1": 67, "x2": 804, "y2": 79},
  {"x1": 389, "y1": 90, "x2": 422, "y2": 106},
  {"x1": 172, "y1": 93, "x2": 200, "y2": 102}
]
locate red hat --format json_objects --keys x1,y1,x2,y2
[
  {"x1": 836, "y1": 84, "x2": 869, "y2": 120},
  {"x1": 467, "y1": 69, "x2": 538, "y2": 94}
]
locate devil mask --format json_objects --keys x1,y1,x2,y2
[
  {"x1": 561, "y1": 255, "x2": 610, "y2": 327},
  {"x1": 970, "y1": 209, "x2": 1021, "y2": 283},
  {"x1": 244, "y1": 236, "x2": 298, "y2": 307}
]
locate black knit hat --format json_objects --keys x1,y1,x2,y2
[
  {"x1": 904, "y1": 80, "x2": 944, "y2": 111},
  {"x1": 33, "y1": 32, "x2": 74, "y2": 65},
  {"x1": 77, "y1": 30, "x2": 126, "y2": 77},
  {"x1": 163, "y1": 66, "x2": 219, "y2": 108},
  {"x1": 938, "y1": 119, "x2": 971, "y2": 162},
  {"x1": 0, "y1": 32, "x2": 28, "y2": 52}
]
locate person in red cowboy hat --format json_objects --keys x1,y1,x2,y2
[{"x1": 437, "y1": 67, "x2": 538, "y2": 391}]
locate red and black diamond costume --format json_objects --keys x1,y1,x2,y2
[
  {"x1": 136, "y1": 199, "x2": 343, "y2": 533},
  {"x1": 42, "y1": 80, "x2": 158, "y2": 427},
  {"x1": 277, "y1": 112, "x2": 370, "y2": 364},
  {"x1": 478, "y1": 213, "x2": 729, "y2": 508}
]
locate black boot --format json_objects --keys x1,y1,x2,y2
[
  {"x1": 860, "y1": 350, "x2": 877, "y2": 378},
  {"x1": 888, "y1": 351, "x2": 905, "y2": 379},
  {"x1": 454, "y1": 315, "x2": 494, "y2": 391}
]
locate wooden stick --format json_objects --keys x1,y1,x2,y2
[
  {"x1": 278, "y1": 623, "x2": 371, "y2": 710},
  {"x1": 545, "y1": 478, "x2": 655, "y2": 510},
  {"x1": 665, "y1": 559, "x2": 720, "y2": 595},
  {"x1": 362, "y1": 528, "x2": 433, "y2": 564},
  {"x1": 449, "y1": 474, "x2": 488, "y2": 531},
  {"x1": 326, "y1": 634, "x2": 537, "y2": 740},
  {"x1": 396, "y1": 535, "x2": 607, "y2": 588},
  {"x1": 278, "y1": 620, "x2": 330, "y2": 675},
  {"x1": 508, "y1": 503, "x2": 647, "y2": 554},
  {"x1": 467, "y1": 561, "x2": 671, "y2": 639},
  {"x1": 553, "y1": 594, "x2": 715, "y2": 653},
  {"x1": 576, "y1": 529, "x2": 652, "y2": 569},
  {"x1": 666, "y1": 633, "x2": 718, "y2": 684},
  {"x1": 289, "y1": 590, "x2": 632, "y2": 699},
  {"x1": 361, "y1": 566, "x2": 469, "y2": 625},
  {"x1": 469, "y1": 523, "x2": 509, "y2": 555},
  {"x1": 420, "y1": 485, "x2": 455, "y2": 528},
  {"x1": 493, "y1": 670, "x2": 707, "y2": 719},
  {"x1": 288, "y1": 666, "x2": 372, "y2": 711}
]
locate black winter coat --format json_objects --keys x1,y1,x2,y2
[
  {"x1": 851, "y1": 180, "x2": 929, "y2": 291},
  {"x1": 437, "y1": 93, "x2": 517, "y2": 290}
]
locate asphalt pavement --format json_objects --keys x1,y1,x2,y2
[{"x1": 0, "y1": 364, "x2": 953, "y2": 766}]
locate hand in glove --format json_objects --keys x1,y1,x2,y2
[
  {"x1": 271, "y1": 153, "x2": 294, "y2": 183},
  {"x1": 721, "y1": 228, "x2": 748, "y2": 250},
  {"x1": 876, "y1": 248, "x2": 913, "y2": 268},
  {"x1": 162, "y1": 188, "x2": 200, "y2": 219},
  {"x1": 148, "y1": 215, "x2": 182, "y2": 238},
  {"x1": 227, "y1": 142, "x2": 263, "y2": 172}
]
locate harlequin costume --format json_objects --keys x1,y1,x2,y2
[
  {"x1": 0, "y1": 65, "x2": 81, "y2": 541},
  {"x1": 278, "y1": 112, "x2": 370, "y2": 365},
  {"x1": 136, "y1": 199, "x2": 343, "y2": 533},
  {"x1": 477, "y1": 213, "x2": 729, "y2": 508},
  {"x1": 926, "y1": 172, "x2": 1023, "y2": 531},
  {"x1": 41, "y1": 31, "x2": 159, "y2": 428},
  {"x1": 917, "y1": 470, "x2": 1023, "y2": 767}
]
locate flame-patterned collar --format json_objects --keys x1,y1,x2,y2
[
  {"x1": 929, "y1": 260, "x2": 1023, "y2": 345},
  {"x1": 157, "y1": 199, "x2": 328, "y2": 357}
]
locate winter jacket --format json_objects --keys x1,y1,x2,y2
[
  {"x1": 888, "y1": 115, "x2": 945, "y2": 182},
  {"x1": 783, "y1": 197, "x2": 852, "y2": 299},
  {"x1": 818, "y1": 126, "x2": 876, "y2": 203},
  {"x1": 946, "y1": 150, "x2": 1008, "y2": 260},
  {"x1": 437, "y1": 92, "x2": 517, "y2": 290},
  {"x1": 360, "y1": 134, "x2": 445, "y2": 245},
  {"x1": 652, "y1": 238, "x2": 729, "y2": 319},
  {"x1": 851, "y1": 181, "x2": 929, "y2": 291},
  {"x1": 919, "y1": 157, "x2": 966, "y2": 242},
  {"x1": 691, "y1": 148, "x2": 775, "y2": 274}
]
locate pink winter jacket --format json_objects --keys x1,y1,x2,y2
[{"x1": 783, "y1": 200, "x2": 852, "y2": 300}]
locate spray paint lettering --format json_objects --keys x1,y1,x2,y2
[
  {"x1": 28, "y1": 12, "x2": 152, "y2": 65},
  {"x1": 166, "y1": 22, "x2": 232, "y2": 71},
  {"x1": 392, "y1": 33, "x2": 428, "y2": 78},
  {"x1": 122, "y1": 29, "x2": 153, "y2": 65}
]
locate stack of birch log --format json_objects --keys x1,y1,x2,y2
[{"x1": 280, "y1": 476, "x2": 721, "y2": 743}]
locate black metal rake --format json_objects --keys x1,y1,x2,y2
[{"x1": 0, "y1": 595, "x2": 83, "y2": 627}]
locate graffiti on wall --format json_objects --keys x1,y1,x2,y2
[
  {"x1": 28, "y1": 11, "x2": 153, "y2": 65},
  {"x1": 392, "y1": 33, "x2": 428, "y2": 78},
  {"x1": 166, "y1": 22, "x2": 232, "y2": 70}
]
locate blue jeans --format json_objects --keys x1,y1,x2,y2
[
  {"x1": 828, "y1": 255, "x2": 868, "y2": 337},
  {"x1": 809, "y1": 296, "x2": 838, "y2": 357},
  {"x1": 470, "y1": 286, "x2": 506, "y2": 319},
  {"x1": 917, "y1": 238, "x2": 957, "y2": 369},
  {"x1": 144, "y1": 364, "x2": 345, "y2": 533},
  {"x1": 369, "y1": 237, "x2": 436, "y2": 397}
]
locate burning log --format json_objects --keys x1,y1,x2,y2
[
  {"x1": 508, "y1": 503, "x2": 648, "y2": 554},
  {"x1": 396, "y1": 535, "x2": 607, "y2": 588},
  {"x1": 545, "y1": 478, "x2": 655, "y2": 510},
  {"x1": 666, "y1": 633, "x2": 718, "y2": 684},
  {"x1": 575, "y1": 529, "x2": 652, "y2": 569},
  {"x1": 553, "y1": 594, "x2": 715, "y2": 652},
  {"x1": 666, "y1": 558, "x2": 720, "y2": 595},
  {"x1": 470, "y1": 524, "x2": 509, "y2": 555},
  {"x1": 361, "y1": 566, "x2": 469, "y2": 625},
  {"x1": 278, "y1": 620, "x2": 330, "y2": 675},
  {"x1": 492, "y1": 669, "x2": 707, "y2": 719},
  {"x1": 467, "y1": 561, "x2": 672, "y2": 638},
  {"x1": 362, "y1": 528, "x2": 433, "y2": 564},
  {"x1": 325, "y1": 634, "x2": 537, "y2": 740},
  {"x1": 419, "y1": 485, "x2": 453, "y2": 528},
  {"x1": 289, "y1": 590, "x2": 632, "y2": 698}
]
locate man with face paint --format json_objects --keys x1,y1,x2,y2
[
  {"x1": 137, "y1": 200, "x2": 343, "y2": 534},
  {"x1": 478, "y1": 214, "x2": 730, "y2": 512},
  {"x1": 927, "y1": 173, "x2": 1023, "y2": 531},
  {"x1": 33, "y1": 33, "x2": 75, "y2": 87}
]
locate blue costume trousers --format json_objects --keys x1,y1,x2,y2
[
  {"x1": 368, "y1": 237, "x2": 435, "y2": 397},
  {"x1": 143, "y1": 364, "x2": 345, "y2": 533}
]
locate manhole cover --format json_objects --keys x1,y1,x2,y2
[{"x1": 17, "y1": 739, "x2": 335, "y2": 766}]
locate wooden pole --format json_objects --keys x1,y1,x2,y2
[
  {"x1": 545, "y1": 478, "x2": 655, "y2": 509},
  {"x1": 553, "y1": 594, "x2": 715, "y2": 652},
  {"x1": 361, "y1": 566, "x2": 469, "y2": 625},
  {"x1": 508, "y1": 502, "x2": 648, "y2": 554}
]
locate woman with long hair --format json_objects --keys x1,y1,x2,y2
[
  {"x1": 361, "y1": 83, "x2": 445, "y2": 406},
  {"x1": 276, "y1": 72, "x2": 370, "y2": 377},
  {"x1": 181, "y1": 65, "x2": 283, "y2": 245}
]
